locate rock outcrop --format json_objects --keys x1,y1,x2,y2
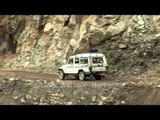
[{"x1": 0, "y1": 15, "x2": 160, "y2": 75}]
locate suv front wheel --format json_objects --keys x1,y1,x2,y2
[
  {"x1": 78, "y1": 71, "x2": 86, "y2": 81},
  {"x1": 58, "y1": 70, "x2": 65, "y2": 80}
]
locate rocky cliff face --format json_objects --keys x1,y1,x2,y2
[{"x1": 0, "y1": 15, "x2": 160, "y2": 75}]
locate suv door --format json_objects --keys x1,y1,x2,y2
[
  {"x1": 65, "y1": 58, "x2": 74, "y2": 74},
  {"x1": 73, "y1": 58, "x2": 80, "y2": 74}
]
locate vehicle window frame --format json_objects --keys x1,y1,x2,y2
[
  {"x1": 92, "y1": 57, "x2": 103, "y2": 64},
  {"x1": 75, "y1": 58, "x2": 79, "y2": 64},
  {"x1": 80, "y1": 57, "x2": 88, "y2": 64},
  {"x1": 68, "y1": 58, "x2": 73, "y2": 64}
]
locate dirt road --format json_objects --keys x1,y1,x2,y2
[
  {"x1": 0, "y1": 69, "x2": 159, "y2": 83},
  {"x1": 0, "y1": 69, "x2": 122, "y2": 83},
  {"x1": 0, "y1": 69, "x2": 57, "y2": 80},
  {"x1": 0, "y1": 69, "x2": 143, "y2": 81}
]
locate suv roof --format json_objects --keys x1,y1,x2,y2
[{"x1": 69, "y1": 53, "x2": 104, "y2": 58}]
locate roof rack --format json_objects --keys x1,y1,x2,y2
[{"x1": 88, "y1": 49, "x2": 98, "y2": 53}]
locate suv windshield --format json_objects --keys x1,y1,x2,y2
[{"x1": 92, "y1": 57, "x2": 103, "y2": 64}]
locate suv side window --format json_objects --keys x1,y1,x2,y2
[
  {"x1": 80, "y1": 57, "x2": 88, "y2": 64},
  {"x1": 75, "y1": 58, "x2": 79, "y2": 64},
  {"x1": 92, "y1": 57, "x2": 103, "y2": 63},
  {"x1": 68, "y1": 58, "x2": 73, "y2": 64}
]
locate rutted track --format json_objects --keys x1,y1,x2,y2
[
  {"x1": 0, "y1": 69, "x2": 159, "y2": 83},
  {"x1": 0, "y1": 69, "x2": 138, "y2": 85},
  {"x1": 0, "y1": 69, "x2": 57, "y2": 80}
]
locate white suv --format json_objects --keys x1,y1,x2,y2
[{"x1": 58, "y1": 52, "x2": 108, "y2": 80}]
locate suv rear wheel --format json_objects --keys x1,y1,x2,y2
[
  {"x1": 78, "y1": 71, "x2": 86, "y2": 81},
  {"x1": 58, "y1": 70, "x2": 65, "y2": 80},
  {"x1": 94, "y1": 75, "x2": 102, "y2": 80}
]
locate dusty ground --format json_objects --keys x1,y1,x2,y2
[{"x1": 0, "y1": 69, "x2": 160, "y2": 105}]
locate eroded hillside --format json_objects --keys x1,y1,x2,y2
[{"x1": 0, "y1": 15, "x2": 160, "y2": 76}]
